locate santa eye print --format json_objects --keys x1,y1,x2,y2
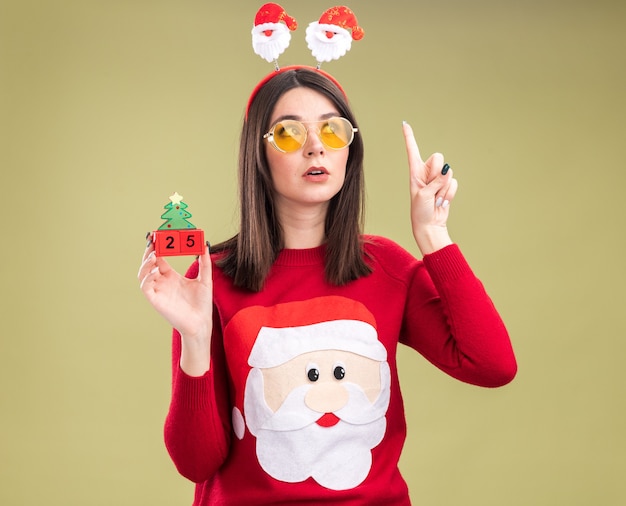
[
  {"x1": 306, "y1": 360, "x2": 346, "y2": 381},
  {"x1": 306, "y1": 362, "x2": 321, "y2": 382},
  {"x1": 305, "y1": 359, "x2": 348, "y2": 382},
  {"x1": 333, "y1": 362, "x2": 346, "y2": 380}
]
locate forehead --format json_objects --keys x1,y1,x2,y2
[{"x1": 270, "y1": 87, "x2": 340, "y2": 123}]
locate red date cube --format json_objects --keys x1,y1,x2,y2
[{"x1": 153, "y1": 229, "x2": 205, "y2": 257}]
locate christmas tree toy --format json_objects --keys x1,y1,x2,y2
[{"x1": 152, "y1": 192, "x2": 205, "y2": 256}]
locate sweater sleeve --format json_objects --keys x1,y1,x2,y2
[
  {"x1": 163, "y1": 261, "x2": 232, "y2": 483},
  {"x1": 401, "y1": 244, "x2": 517, "y2": 387}
]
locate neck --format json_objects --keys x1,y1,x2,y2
[{"x1": 277, "y1": 202, "x2": 328, "y2": 249}]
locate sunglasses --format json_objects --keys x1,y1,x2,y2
[{"x1": 263, "y1": 117, "x2": 358, "y2": 153}]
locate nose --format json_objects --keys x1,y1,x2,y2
[
  {"x1": 303, "y1": 127, "x2": 326, "y2": 157},
  {"x1": 305, "y1": 382, "x2": 349, "y2": 413}
]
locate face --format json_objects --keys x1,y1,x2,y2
[{"x1": 264, "y1": 87, "x2": 349, "y2": 214}]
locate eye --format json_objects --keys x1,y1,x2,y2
[
  {"x1": 275, "y1": 125, "x2": 290, "y2": 139},
  {"x1": 320, "y1": 121, "x2": 335, "y2": 135},
  {"x1": 277, "y1": 121, "x2": 302, "y2": 138},
  {"x1": 333, "y1": 363, "x2": 346, "y2": 380},
  {"x1": 306, "y1": 363, "x2": 320, "y2": 382}
]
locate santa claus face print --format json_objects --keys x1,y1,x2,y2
[
  {"x1": 242, "y1": 357, "x2": 390, "y2": 490},
  {"x1": 264, "y1": 87, "x2": 349, "y2": 216},
  {"x1": 227, "y1": 298, "x2": 391, "y2": 491}
]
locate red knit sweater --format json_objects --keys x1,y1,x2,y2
[{"x1": 164, "y1": 236, "x2": 516, "y2": 505}]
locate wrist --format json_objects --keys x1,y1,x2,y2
[
  {"x1": 179, "y1": 330, "x2": 211, "y2": 377},
  {"x1": 414, "y1": 225, "x2": 453, "y2": 255}
]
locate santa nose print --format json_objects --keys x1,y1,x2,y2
[{"x1": 304, "y1": 361, "x2": 350, "y2": 412}]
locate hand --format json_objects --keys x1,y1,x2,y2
[
  {"x1": 402, "y1": 121, "x2": 458, "y2": 254},
  {"x1": 138, "y1": 237, "x2": 213, "y2": 374}
]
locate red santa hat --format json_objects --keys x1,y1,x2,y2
[
  {"x1": 316, "y1": 6, "x2": 364, "y2": 41},
  {"x1": 224, "y1": 296, "x2": 385, "y2": 436},
  {"x1": 252, "y1": 3, "x2": 298, "y2": 63},
  {"x1": 253, "y1": 2, "x2": 297, "y2": 31},
  {"x1": 306, "y1": 6, "x2": 365, "y2": 63}
]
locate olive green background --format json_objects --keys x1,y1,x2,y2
[{"x1": 1, "y1": 1, "x2": 624, "y2": 504}]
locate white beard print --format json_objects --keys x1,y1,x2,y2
[
  {"x1": 305, "y1": 22, "x2": 353, "y2": 63},
  {"x1": 241, "y1": 362, "x2": 391, "y2": 490},
  {"x1": 252, "y1": 22, "x2": 292, "y2": 63}
]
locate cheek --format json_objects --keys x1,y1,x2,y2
[
  {"x1": 336, "y1": 153, "x2": 349, "y2": 184},
  {"x1": 261, "y1": 360, "x2": 309, "y2": 412},
  {"x1": 266, "y1": 150, "x2": 293, "y2": 182},
  {"x1": 267, "y1": 163, "x2": 295, "y2": 195}
]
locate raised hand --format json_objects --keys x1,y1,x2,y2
[
  {"x1": 402, "y1": 121, "x2": 458, "y2": 254},
  {"x1": 138, "y1": 237, "x2": 213, "y2": 375}
]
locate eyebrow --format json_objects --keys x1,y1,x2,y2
[{"x1": 271, "y1": 112, "x2": 340, "y2": 123}]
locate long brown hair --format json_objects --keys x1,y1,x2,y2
[{"x1": 212, "y1": 68, "x2": 371, "y2": 292}]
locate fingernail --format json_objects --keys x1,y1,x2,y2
[
  {"x1": 436, "y1": 197, "x2": 444, "y2": 208},
  {"x1": 442, "y1": 200, "x2": 450, "y2": 208},
  {"x1": 441, "y1": 163, "x2": 450, "y2": 175}
]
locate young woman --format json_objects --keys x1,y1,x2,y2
[{"x1": 138, "y1": 67, "x2": 517, "y2": 505}]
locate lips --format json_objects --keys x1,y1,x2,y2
[
  {"x1": 305, "y1": 166, "x2": 328, "y2": 176},
  {"x1": 316, "y1": 412, "x2": 340, "y2": 427}
]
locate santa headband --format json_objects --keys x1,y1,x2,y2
[{"x1": 247, "y1": 3, "x2": 364, "y2": 116}]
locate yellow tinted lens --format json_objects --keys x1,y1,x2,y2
[
  {"x1": 320, "y1": 117, "x2": 353, "y2": 149},
  {"x1": 273, "y1": 120, "x2": 306, "y2": 152}
]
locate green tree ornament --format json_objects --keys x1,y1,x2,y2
[{"x1": 158, "y1": 192, "x2": 196, "y2": 230}]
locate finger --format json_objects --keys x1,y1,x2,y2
[
  {"x1": 141, "y1": 232, "x2": 155, "y2": 258},
  {"x1": 196, "y1": 242, "x2": 213, "y2": 288},
  {"x1": 153, "y1": 254, "x2": 173, "y2": 277},
  {"x1": 445, "y1": 179, "x2": 459, "y2": 207},
  {"x1": 402, "y1": 121, "x2": 424, "y2": 164},
  {"x1": 138, "y1": 250, "x2": 161, "y2": 291},
  {"x1": 414, "y1": 153, "x2": 446, "y2": 207},
  {"x1": 443, "y1": 176, "x2": 459, "y2": 207},
  {"x1": 402, "y1": 122, "x2": 426, "y2": 187},
  {"x1": 139, "y1": 264, "x2": 160, "y2": 291},
  {"x1": 138, "y1": 233, "x2": 157, "y2": 278},
  {"x1": 435, "y1": 171, "x2": 458, "y2": 208},
  {"x1": 137, "y1": 250, "x2": 157, "y2": 281},
  {"x1": 138, "y1": 249, "x2": 174, "y2": 288},
  {"x1": 423, "y1": 152, "x2": 445, "y2": 185}
]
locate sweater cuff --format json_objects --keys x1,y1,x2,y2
[
  {"x1": 422, "y1": 244, "x2": 473, "y2": 286},
  {"x1": 172, "y1": 366, "x2": 215, "y2": 411}
]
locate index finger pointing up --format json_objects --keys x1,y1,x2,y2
[{"x1": 402, "y1": 121, "x2": 427, "y2": 188}]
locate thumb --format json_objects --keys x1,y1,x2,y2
[
  {"x1": 197, "y1": 242, "x2": 213, "y2": 287},
  {"x1": 421, "y1": 153, "x2": 451, "y2": 199}
]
